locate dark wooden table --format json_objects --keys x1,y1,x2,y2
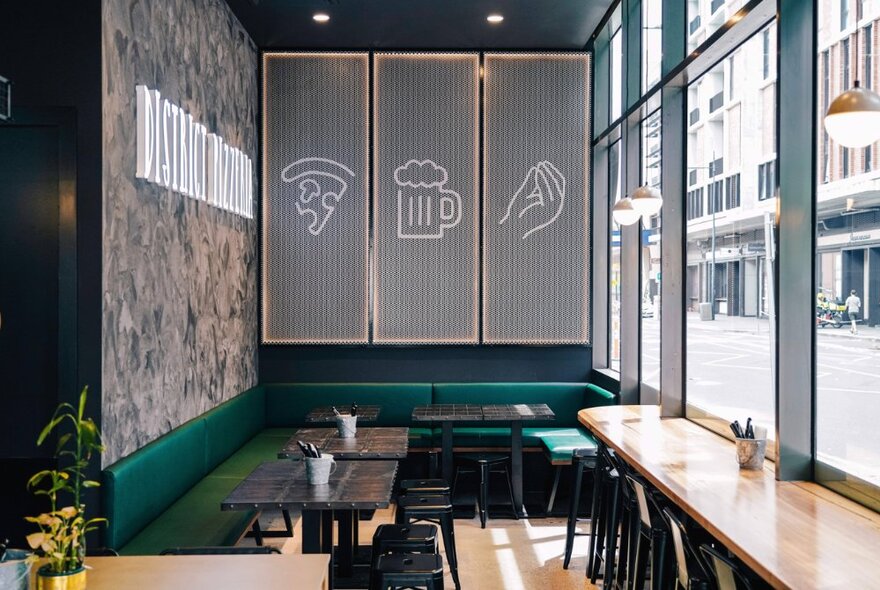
[
  {"x1": 412, "y1": 403, "x2": 555, "y2": 517},
  {"x1": 306, "y1": 406, "x2": 381, "y2": 423},
  {"x1": 222, "y1": 460, "x2": 397, "y2": 589},
  {"x1": 278, "y1": 427, "x2": 409, "y2": 460}
]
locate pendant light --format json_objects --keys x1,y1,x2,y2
[
  {"x1": 824, "y1": 29, "x2": 880, "y2": 148},
  {"x1": 612, "y1": 198, "x2": 641, "y2": 226},
  {"x1": 629, "y1": 185, "x2": 663, "y2": 217}
]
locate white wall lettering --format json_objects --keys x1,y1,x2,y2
[{"x1": 136, "y1": 84, "x2": 253, "y2": 219}]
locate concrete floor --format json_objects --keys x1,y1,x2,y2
[{"x1": 253, "y1": 508, "x2": 600, "y2": 589}]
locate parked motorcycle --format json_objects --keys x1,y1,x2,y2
[{"x1": 816, "y1": 304, "x2": 844, "y2": 328}]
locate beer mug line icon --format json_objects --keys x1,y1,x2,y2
[{"x1": 394, "y1": 159, "x2": 462, "y2": 239}]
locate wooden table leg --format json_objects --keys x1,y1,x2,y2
[{"x1": 511, "y1": 421, "x2": 525, "y2": 517}]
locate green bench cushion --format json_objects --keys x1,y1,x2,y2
[
  {"x1": 104, "y1": 418, "x2": 208, "y2": 550},
  {"x1": 118, "y1": 476, "x2": 254, "y2": 555},
  {"x1": 432, "y1": 383, "x2": 594, "y2": 427},
  {"x1": 209, "y1": 429, "x2": 296, "y2": 479},
  {"x1": 540, "y1": 429, "x2": 599, "y2": 463},
  {"x1": 264, "y1": 383, "x2": 432, "y2": 427},
  {"x1": 585, "y1": 383, "x2": 618, "y2": 408},
  {"x1": 408, "y1": 426, "x2": 436, "y2": 448},
  {"x1": 202, "y1": 387, "x2": 266, "y2": 472}
]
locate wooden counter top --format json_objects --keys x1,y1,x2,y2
[
  {"x1": 579, "y1": 405, "x2": 880, "y2": 590},
  {"x1": 34, "y1": 554, "x2": 330, "y2": 590}
]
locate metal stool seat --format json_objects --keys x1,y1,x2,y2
[
  {"x1": 400, "y1": 478, "x2": 452, "y2": 496},
  {"x1": 372, "y1": 553, "x2": 445, "y2": 590},
  {"x1": 453, "y1": 453, "x2": 516, "y2": 528},
  {"x1": 396, "y1": 494, "x2": 460, "y2": 589},
  {"x1": 370, "y1": 524, "x2": 439, "y2": 589}
]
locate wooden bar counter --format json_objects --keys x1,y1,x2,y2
[
  {"x1": 579, "y1": 405, "x2": 880, "y2": 590},
  {"x1": 30, "y1": 554, "x2": 330, "y2": 590}
]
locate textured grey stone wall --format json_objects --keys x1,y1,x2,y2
[{"x1": 102, "y1": 0, "x2": 258, "y2": 465}]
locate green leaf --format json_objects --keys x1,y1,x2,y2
[
  {"x1": 37, "y1": 416, "x2": 63, "y2": 446},
  {"x1": 82, "y1": 480, "x2": 101, "y2": 488},
  {"x1": 78, "y1": 386, "x2": 88, "y2": 421},
  {"x1": 55, "y1": 432, "x2": 73, "y2": 454},
  {"x1": 27, "y1": 470, "x2": 54, "y2": 489}
]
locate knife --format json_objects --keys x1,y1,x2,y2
[
  {"x1": 297, "y1": 440, "x2": 312, "y2": 457},
  {"x1": 745, "y1": 417, "x2": 753, "y2": 440},
  {"x1": 331, "y1": 406, "x2": 341, "y2": 417},
  {"x1": 351, "y1": 403, "x2": 358, "y2": 417}
]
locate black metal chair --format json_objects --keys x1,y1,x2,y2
[
  {"x1": 372, "y1": 553, "x2": 445, "y2": 590},
  {"x1": 370, "y1": 524, "x2": 439, "y2": 589},
  {"x1": 160, "y1": 546, "x2": 281, "y2": 555},
  {"x1": 562, "y1": 447, "x2": 598, "y2": 569},
  {"x1": 664, "y1": 508, "x2": 711, "y2": 590},
  {"x1": 452, "y1": 453, "x2": 516, "y2": 528},
  {"x1": 699, "y1": 545, "x2": 754, "y2": 590},
  {"x1": 626, "y1": 475, "x2": 672, "y2": 590},
  {"x1": 396, "y1": 493, "x2": 460, "y2": 589}
]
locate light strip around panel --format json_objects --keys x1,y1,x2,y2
[{"x1": 261, "y1": 52, "x2": 371, "y2": 344}]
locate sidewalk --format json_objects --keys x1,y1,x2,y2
[{"x1": 685, "y1": 312, "x2": 880, "y2": 341}]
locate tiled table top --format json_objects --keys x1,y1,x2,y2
[
  {"x1": 411, "y1": 403, "x2": 555, "y2": 421},
  {"x1": 305, "y1": 405, "x2": 381, "y2": 423},
  {"x1": 221, "y1": 460, "x2": 398, "y2": 511},
  {"x1": 279, "y1": 427, "x2": 409, "y2": 460}
]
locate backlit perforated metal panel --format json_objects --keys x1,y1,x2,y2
[
  {"x1": 373, "y1": 53, "x2": 479, "y2": 344},
  {"x1": 262, "y1": 53, "x2": 370, "y2": 343},
  {"x1": 483, "y1": 53, "x2": 591, "y2": 344}
]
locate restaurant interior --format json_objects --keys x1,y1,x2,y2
[{"x1": 3, "y1": 0, "x2": 880, "y2": 588}]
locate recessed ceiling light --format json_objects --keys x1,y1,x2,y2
[
  {"x1": 313, "y1": 13, "x2": 330, "y2": 23},
  {"x1": 487, "y1": 14, "x2": 504, "y2": 23}
]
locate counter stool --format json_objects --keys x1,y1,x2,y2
[
  {"x1": 372, "y1": 553, "x2": 445, "y2": 590},
  {"x1": 401, "y1": 478, "x2": 452, "y2": 496},
  {"x1": 700, "y1": 545, "x2": 754, "y2": 590},
  {"x1": 453, "y1": 453, "x2": 516, "y2": 528},
  {"x1": 588, "y1": 445, "x2": 620, "y2": 583},
  {"x1": 562, "y1": 447, "x2": 598, "y2": 569},
  {"x1": 370, "y1": 524, "x2": 439, "y2": 589},
  {"x1": 396, "y1": 494, "x2": 460, "y2": 589}
]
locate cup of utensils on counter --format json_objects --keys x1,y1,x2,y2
[
  {"x1": 729, "y1": 418, "x2": 767, "y2": 470},
  {"x1": 333, "y1": 404, "x2": 358, "y2": 438},
  {"x1": 298, "y1": 440, "x2": 337, "y2": 485}
]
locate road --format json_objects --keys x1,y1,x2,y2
[{"x1": 640, "y1": 313, "x2": 880, "y2": 485}]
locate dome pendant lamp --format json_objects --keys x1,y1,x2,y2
[
  {"x1": 824, "y1": 31, "x2": 880, "y2": 148},
  {"x1": 824, "y1": 81, "x2": 880, "y2": 148},
  {"x1": 629, "y1": 185, "x2": 663, "y2": 217},
  {"x1": 612, "y1": 198, "x2": 641, "y2": 226}
]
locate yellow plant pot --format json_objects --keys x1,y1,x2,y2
[{"x1": 36, "y1": 567, "x2": 86, "y2": 590}]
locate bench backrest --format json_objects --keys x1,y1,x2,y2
[{"x1": 102, "y1": 386, "x2": 265, "y2": 549}]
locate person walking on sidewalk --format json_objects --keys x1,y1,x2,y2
[{"x1": 846, "y1": 289, "x2": 862, "y2": 334}]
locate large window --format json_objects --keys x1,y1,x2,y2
[
  {"x1": 610, "y1": 27, "x2": 623, "y2": 122},
  {"x1": 642, "y1": 0, "x2": 662, "y2": 92},
  {"x1": 641, "y1": 110, "x2": 662, "y2": 390},
  {"x1": 688, "y1": 0, "x2": 749, "y2": 54},
  {"x1": 816, "y1": 0, "x2": 880, "y2": 491},
  {"x1": 610, "y1": 138, "x2": 623, "y2": 372},
  {"x1": 685, "y1": 23, "x2": 778, "y2": 440}
]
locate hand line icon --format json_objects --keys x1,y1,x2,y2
[{"x1": 499, "y1": 161, "x2": 566, "y2": 239}]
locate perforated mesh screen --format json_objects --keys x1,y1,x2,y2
[
  {"x1": 483, "y1": 53, "x2": 591, "y2": 344},
  {"x1": 262, "y1": 53, "x2": 370, "y2": 343},
  {"x1": 373, "y1": 53, "x2": 479, "y2": 344}
]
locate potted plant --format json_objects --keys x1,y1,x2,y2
[{"x1": 25, "y1": 386, "x2": 106, "y2": 590}]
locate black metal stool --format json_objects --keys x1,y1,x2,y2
[
  {"x1": 562, "y1": 447, "x2": 598, "y2": 569},
  {"x1": 587, "y1": 443, "x2": 619, "y2": 582},
  {"x1": 453, "y1": 453, "x2": 516, "y2": 528},
  {"x1": 700, "y1": 544, "x2": 755, "y2": 590},
  {"x1": 372, "y1": 553, "x2": 445, "y2": 590},
  {"x1": 400, "y1": 478, "x2": 452, "y2": 496},
  {"x1": 396, "y1": 494, "x2": 460, "y2": 590},
  {"x1": 370, "y1": 524, "x2": 439, "y2": 589},
  {"x1": 664, "y1": 509, "x2": 711, "y2": 590}
]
